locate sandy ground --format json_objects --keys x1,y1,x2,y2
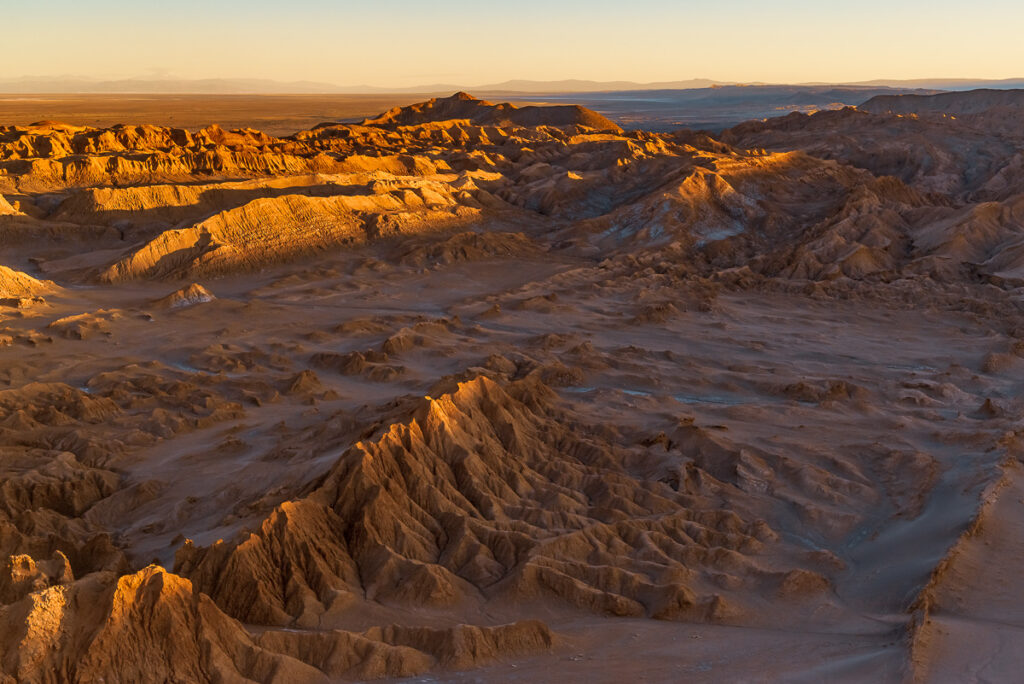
[{"x1": 0, "y1": 94, "x2": 435, "y2": 135}]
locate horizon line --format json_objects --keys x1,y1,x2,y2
[{"x1": 1, "y1": 75, "x2": 1024, "y2": 96}]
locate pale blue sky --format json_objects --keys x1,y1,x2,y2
[{"x1": 7, "y1": 0, "x2": 1022, "y2": 86}]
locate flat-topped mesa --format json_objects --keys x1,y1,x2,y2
[
  {"x1": 361, "y1": 92, "x2": 623, "y2": 132},
  {"x1": 859, "y1": 88, "x2": 1024, "y2": 117},
  {"x1": 857, "y1": 87, "x2": 1024, "y2": 141}
]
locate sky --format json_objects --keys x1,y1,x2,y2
[{"x1": 6, "y1": 0, "x2": 1023, "y2": 87}]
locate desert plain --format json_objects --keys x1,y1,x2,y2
[{"x1": 1, "y1": 89, "x2": 1024, "y2": 682}]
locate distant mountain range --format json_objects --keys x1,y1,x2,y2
[
  {"x1": 0, "y1": 76, "x2": 724, "y2": 94},
  {"x1": 1, "y1": 76, "x2": 1022, "y2": 95},
  {"x1": 0, "y1": 77, "x2": 351, "y2": 94},
  {"x1": 812, "y1": 77, "x2": 1024, "y2": 91}
]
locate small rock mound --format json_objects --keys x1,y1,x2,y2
[
  {"x1": 0, "y1": 266, "x2": 57, "y2": 301},
  {"x1": 397, "y1": 231, "x2": 539, "y2": 267},
  {"x1": 152, "y1": 283, "x2": 216, "y2": 309},
  {"x1": 0, "y1": 196, "x2": 19, "y2": 216}
]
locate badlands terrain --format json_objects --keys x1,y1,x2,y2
[{"x1": 1, "y1": 88, "x2": 1024, "y2": 682}]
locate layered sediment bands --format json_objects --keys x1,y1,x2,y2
[{"x1": 176, "y1": 376, "x2": 814, "y2": 627}]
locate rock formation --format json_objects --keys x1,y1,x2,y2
[{"x1": 2, "y1": 89, "x2": 1024, "y2": 681}]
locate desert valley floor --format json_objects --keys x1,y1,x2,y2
[{"x1": 2, "y1": 90, "x2": 1024, "y2": 682}]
